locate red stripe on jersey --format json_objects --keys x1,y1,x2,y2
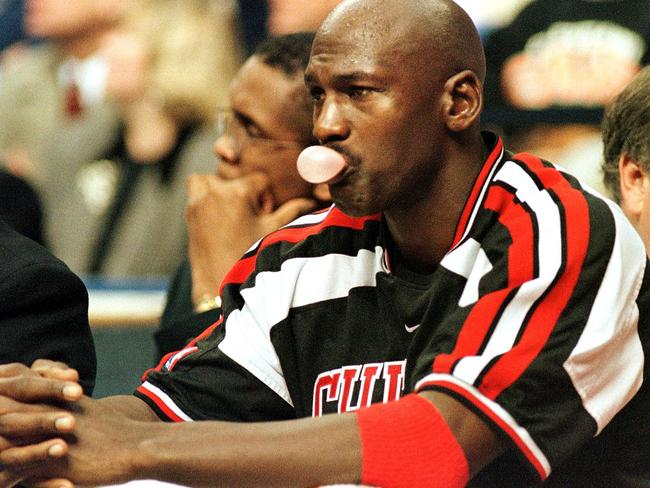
[
  {"x1": 187, "y1": 317, "x2": 223, "y2": 346},
  {"x1": 434, "y1": 183, "x2": 535, "y2": 373},
  {"x1": 433, "y1": 288, "x2": 512, "y2": 373},
  {"x1": 417, "y1": 377, "x2": 548, "y2": 481},
  {"x1": 220, "y1": 207, "x2": 381, "y2": 292},
  {"x1": 136, "y1": 384, "x2": 185, "y2": 422},
  {"x1": 487, "y1": 185, "x2": 536, "y2": 287},
  {"x1": 143, "y1": 317, "x2": 224, "y2": 380},
  {"x1": 451, "y1": 137, "x2": 504, "y2": 248},
  {"x1": 478, "y1": 154, "x2": 590, "y2": 398}
]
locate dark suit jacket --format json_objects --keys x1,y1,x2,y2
[
  {"x1": 0, "y1": 169, "x2": 44, "y2": 245},
  {"x1": 0, "y1": 218, "x2": 96, "y2": 393}
]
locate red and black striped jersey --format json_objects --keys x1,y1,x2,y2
[{"x1": 137, "y1": 133, "x2": 650, "y2": 486}]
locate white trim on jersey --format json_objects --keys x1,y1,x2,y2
[
  {"x1": 140, "y1": 381, "x2": 193, "y2": 421},
  {"x1": 441, "y1": 237, "x2": 493, "y2": 307},
  {"x1": 218, "y1": 246, "x2": 387, "y2": 406},
  {"x1": 415, "y1": 372, "x2": 552, "y2": 478},
  {"x1": 563, "y1": 199, "x2": 646, "y2": 433},
  {"x1": 452, "y1": 143, "x2": 505, "y2": 250},
  {"x1": 451, "y1": 160, "x2": 564, "y2": 384}
]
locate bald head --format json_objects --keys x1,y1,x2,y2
[{"x1": 317, "y1": 0, "x2": 485, "y2": 83}]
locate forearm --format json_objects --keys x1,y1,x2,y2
[
  {"x1": 136, "y1": 412, "x2": 361, "y2": 487},
  {"x1": 97, "y1": 395, "x2": 161, "y2": 421},
  {"x1": 133, "y1": 390, "x2": 502, "y2": 487}
]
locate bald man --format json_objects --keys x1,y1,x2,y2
[{"x1": 0, "y1": 1, "x2": 649, "y2": 487}]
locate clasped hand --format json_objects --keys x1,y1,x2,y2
[{"x1": 0, "y1": 360, "x2": 82, "y2": 488}]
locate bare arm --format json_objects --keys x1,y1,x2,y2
[
  {"x1": 96, "y1": 395, "x2": 160, "y2": 421},
  {"x1": 0, "y1": 384, "x2": 504, "y2": 487},
  {"x1": 133, "y1": 391, "x2": 504, "y2": 487}
]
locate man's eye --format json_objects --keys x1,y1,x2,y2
[
  {"x1": 244, "y1": 122, "x2": 263, "y2": 138},
  {"x1": 310, "y1": 87, "x2": 324, "y2": 102},
  {"x1": 349, "y1": 87, "x2": 372, "y2": 98}
]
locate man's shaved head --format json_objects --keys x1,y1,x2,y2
[{"x1": 317, "y1": 0, "x2": 485, "y2": 84}]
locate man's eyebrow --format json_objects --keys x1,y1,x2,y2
[
  {"x1": 305, "y1": 70, "x2": 379, "y2": 85},
  {"x1": 232, "y1": 109, "x2": 267, "y2": 137},
  {"x1": 232, "y1": 108, "x2": 252, "y2": 125}
]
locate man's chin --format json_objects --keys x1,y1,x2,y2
[{"x1": 334, "y1": 199, "x2": 376, "y2": 218}]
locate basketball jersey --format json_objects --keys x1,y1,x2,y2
[{"x1": 137, "y1": 133, "x2": 650, "y2": 486}]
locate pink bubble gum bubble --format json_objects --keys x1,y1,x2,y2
[{"x1": 297, "y1": 146, "x2": 348, "y2": 184}]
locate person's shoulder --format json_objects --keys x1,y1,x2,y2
[
  {"x1": 507, "y1": 150, "x2": 604, "y2": 198},
  {"x1": 263, "y1": 204, "x2": 381, "y2": 252},
  {"x1": 254, "y1": 204, "x2": 382, "y2": 274},
  {"x1": 220, "y1": 205, "x2": 381, "y2": 292},
  {"x1": 0, "y1": 218, "x2": 70, "y2": 279},
  {"x1": 499, "y1": 150, "x2": 632, "y2": 242}
]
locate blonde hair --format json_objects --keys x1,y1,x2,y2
[{"x1": 123, "y1": 0, "x2": 243, "y2": 124}]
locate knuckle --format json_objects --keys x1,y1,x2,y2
[
  {"x1": 39, "y1": 417, "x2": 51, "y2": 433},
  {"x1": 0, "y1": 364, "x2": 28, "y2": 378},
  {"x1": 12, "y1": 377, "x2": 31, "y2": 400},
  {"x1": 30, "y1": 359, "x2": 49, "y2": 369},
  {"x1": 0, "y1": 396, "x2": 15, "y2": 415},
  {"x1": 32, "y1": 359, "x2": 65, "y2": 371},
  {"x1": 12, "y1": 376, "x2": 61, "y2": 403}
]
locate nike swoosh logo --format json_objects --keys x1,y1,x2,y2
[{"x1": 404, "y1": 323, "x2": 421, "y2": 333}]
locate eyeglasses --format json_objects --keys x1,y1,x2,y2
[{"x1": 216, "y1": 108, "x2": 309, "y2": 157}]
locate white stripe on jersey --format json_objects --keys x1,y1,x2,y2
[
  {"x1": 441, "y1": 237, "x2": 493, "y2": 307},
  {"x1": 452, "y1": 143, "x2": 505, "y2": 250},
  {"x1": 452, "y1": 160, "x2": 563, "y2": 384},
  {"x1": 281, "y1": 205, "x2": 334, "y2": 228},
  {"x1": 219, "y1": 246, "x2": 387, "y2": 406},
  {"x1": 140, "y1": 381, "x2": 193, "y2": 421},
  {"x1": 415, "y1": 373, "x2": 552, "y2": 478},
  {"x1": 245, "y1": 206, "x2": 334, "y2": 254},
  {"x1": 563, "y1": 200, "x2": 646, "y2": 433}
]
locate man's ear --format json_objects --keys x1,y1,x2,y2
[
  {"x1": 312, "y1": 183, "x2": 331, "y2": 203},
  {"x1": 441, "y1": 70, "x2": 483, "y2": 132},
  {"x1": 619, "y1": 153, "x2": 648, "y2": 219}
]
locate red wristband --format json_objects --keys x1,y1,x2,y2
[{"x1": 356, "y1": 394, "x2": 469, "y2": 488}]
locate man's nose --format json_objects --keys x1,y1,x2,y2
[
  {"x1": 213, "y1": 134, "x2": 238, "y2": 164},
  {"x1": 313, "y1": 98, "x2": 350, "y2": 145}
]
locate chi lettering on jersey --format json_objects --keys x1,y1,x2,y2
[{"x1": 312, "y1": 360, "x2": 406, "y2": 416}]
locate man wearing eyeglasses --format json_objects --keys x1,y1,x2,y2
[{"x1": 156, "y1": 32, "x2": 329, "y2": 359}]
